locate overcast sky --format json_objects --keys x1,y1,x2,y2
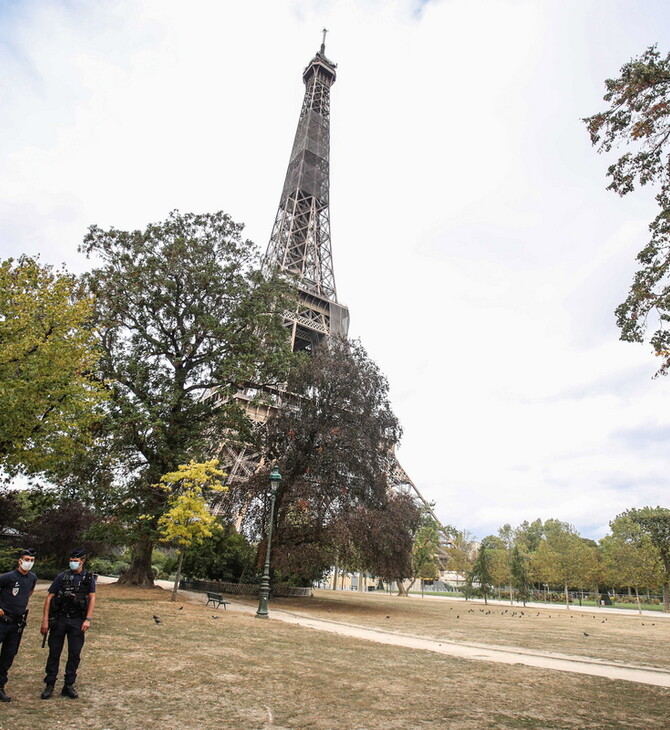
[{"x1": 2, "y1": 0, "x2": 670, "y2": 541}]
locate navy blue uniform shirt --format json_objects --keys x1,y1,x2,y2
[
  {"x1": 48, "y1": 570, "x2": 96, "y2": 595},
  {"x1": 0, "y1": 568, "x2": 37, "y2": 619}
]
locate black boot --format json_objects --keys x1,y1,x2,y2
[
  {"x1": 41, "y1": 684, "x2": 54, "y2": 699},
  {"x1": 0, "y1": 688, "x2": 11, "y2": 702},
  {"x1": 61, "y1": 684, "x2": 78, "y2": 699}
]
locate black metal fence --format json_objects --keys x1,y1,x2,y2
[{"x1": 179, "y1": 578, "x2": 311, "y2": 598}]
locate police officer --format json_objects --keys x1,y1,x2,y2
[
  {"x1": 0, "y1": 548, "x2": 37, "y2": 702},
  {"x1": 40, "y1": 548, "x2": 96, "y2": 699}
]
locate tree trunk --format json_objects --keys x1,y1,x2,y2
[
  {"x1": 564, "y1": 582, "x2": 570, "y2": 610},
  {"x1": 397, "y1": 580, "x2": 408, "y2": 597},
  {"x1": 117, "y1": 537, "x2": 155, "y2": 587},
  {"x1": 634, "y1": 585, "x2": 642, "y2": 615},
  {"x1": 663, "y1": 581, "x2": 669, "y2": 613},
  {"x1": 331, "y1": 564, "x2": 338, "y2": 590},
  {"x1": 171, "y1": 550, "x2": 184, "y2": 602}
]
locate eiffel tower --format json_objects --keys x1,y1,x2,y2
[{"x1": 219, "y1": 35, "x2": 448, "y2": 540}]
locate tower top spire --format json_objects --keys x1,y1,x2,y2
[{"x1": 321, "y1": 28, "x2": 328, "y2": 55}]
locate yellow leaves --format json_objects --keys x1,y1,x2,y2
[
  {"x1": 154, "y1": 460, "x2": 228, "y2": 548},
  {"x1": 156, "y1": 459, "x2": 227, "y2": 493}
]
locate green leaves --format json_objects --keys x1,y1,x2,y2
[
  {"x1": 0, "y1": 256, "x2": 105, "y2": 475},
  {"x1": 585, "y1": 46, "x2": 670, "y2": 375}
]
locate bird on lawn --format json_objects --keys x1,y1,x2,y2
[
  {"x1": 583, "y1": 632, "x2": 590, "y2": 637},
  {"x1": 153, "y1": 615, "x2": 161, "y2": 624},
  {"x1": 211, "y1": 615, "x2": 220, "y2": 619}
]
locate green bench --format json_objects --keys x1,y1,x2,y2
[{"x1": 205, "y1": 592, "x2": 230, "y2": 610}]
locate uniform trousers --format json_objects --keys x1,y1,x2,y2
[
  {"x1": 44, "y1": 616, "x2": 86, "y2": 686},
  {"x1": 0, "y1": 619, "x2": 21, "y2": 688}
]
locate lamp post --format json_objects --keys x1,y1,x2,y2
[{"x1": 256, "y1": 466, "x2": 282, "y2": 619}]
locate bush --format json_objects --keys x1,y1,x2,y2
[
  {"x1": 0, "y1": 546, "x2": 18, "y2": 573},
  {"x1": 181, "y1": 521, "x2": 255, "y2": 583}
]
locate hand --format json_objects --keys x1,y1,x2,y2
[
  {"x1": 81, "y1": 620, "x2": 90, "y2": 633},
  {"x1": 40, "y1": 621, "x2": 49, "y2": 636}
]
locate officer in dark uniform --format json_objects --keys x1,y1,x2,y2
[
  {"x1": 0, "y1": 548, "x2": 37, "y2": 702},
  {"x1": 40, "y1": 548, "x2": 96, "y2": 699}
]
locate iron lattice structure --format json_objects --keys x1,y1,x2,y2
[
  {"x1": 217, "y1": 41, "x2": 443, "y2": 538},
  {"x1": 262, "y1": 42, "x2": 349, "y2": 352}
]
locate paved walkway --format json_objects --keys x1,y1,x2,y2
[{"x1": 152, "y1": 580, "x2": 670, "y2": 689}]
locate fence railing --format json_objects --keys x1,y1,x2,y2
[{"x1": 179, "y1": 578, "x2": 312, "y2": 598}]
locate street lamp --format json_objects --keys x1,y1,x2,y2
[{"x1": 256, "y1": 466, "x2": 282, "y2": 619}]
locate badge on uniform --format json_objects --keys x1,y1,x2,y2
[{"x1": 12, "y1": 582, "x2": 19, "y2": 597}]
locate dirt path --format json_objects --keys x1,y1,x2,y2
[{"x1": 152, "y1": 580, "x2": 670, "y2": 689}]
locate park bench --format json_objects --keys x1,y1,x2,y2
[{"x1": 205, "y1": 592, "x2": 230, "y2": 610}]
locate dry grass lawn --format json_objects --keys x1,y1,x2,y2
[
  {"x1": 269, "y1": 590, "x2": 670, "y2": 670},
  {"x1": 0, "y1": 585, "x2": 668, "y2": 730}
]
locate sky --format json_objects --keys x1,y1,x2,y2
[{"x1": 2, "y1": 0, "x2": 670, "y2": 541}]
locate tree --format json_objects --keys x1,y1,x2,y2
[
  {"x1": 23, "y1": 499, "x2": 111, "y2": 570},
  {"x1": 514, "y1": 519, "x2": 544, "y2": 554},
  {"x1": 510, "y1": 545, "x2": 531, "y2": 606},
  {"x1": 444, "y1": 528, "x2": 477, "y2": 588},
  {"x1": 467, "y1": 540, "x2": 495, "y2": 605},
  {"x1": 349, "y1": 492, "x2": 422, "y2": 595},
  {"x1": 0, "y1": 490, "x2": 23, "y2": 533},
  {"x1": 584, "y1": 46, "x2": 670, "y2": 375},
  {"x1": 180, "y1": 521, "x2": 255, "y2": 583},
  {"x1": 0, "y1": 256, "x2": 104, "y2": 474},
  {"x1": 618, "y1": 507, "x2": 670, "y2": 611},
  {"x1": 600, "y1": 514, "x2": 662, "y2": 613},
  {"x1": 155, "y1": 460, "x2": 227, "y2": 601},
  {"x1": 530, "y1": 520, "x2": 596, "y2": 609},
  {"x1": 408, "y1": 511, "x2": 442, "y2": 593},
  {"x1": 225, "y1": 336, "x2": 418, "y2": 584},
  {"x1": 75, "y1": 210, "x2": 294, "y2": 586}
]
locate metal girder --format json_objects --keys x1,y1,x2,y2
[{"x1": 215, "y1": 44, "x2": 439, "y2": 545}]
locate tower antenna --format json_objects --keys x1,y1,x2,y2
[{"x1": 321, "y1": 28, "x2": 328, "y2": 54}]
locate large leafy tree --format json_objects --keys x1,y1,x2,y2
[
  {"x1": 0, "y1": 256, "x2": 104, "y2": 474},
  {"x1": 72, "y1": 210, "x2": 294, "y2": 586},
  {"x1": 600, "y1": 513, "x2": 662, "y2": 613},
  {"x1": 510, "y1": 545, "x2": 531, "y2": 606},
  {"x1": 530, "y1": 520, "x2": 598, "y2": 609},
  {"x1": 617, "y1": 506, "x2": 670, "y2": 611},
  {"x1": 408, "y1": 510, "x2": 442, "y2": 592},
  {"x1": 225, "y1": 336, "x2": 418, "y2": 584},
  {"x1": 467, "y1": 539, "x2": 495, "y2": 605},
  {"x1": 584, "y1": 46, "x2": 670, "y2": 374}
]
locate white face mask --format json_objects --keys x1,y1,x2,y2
[
  {"x1": 69, "y1": 561, "x2": 81, "y2": 571},
  {"x1": 20, "y1": 560, "x2": 34, "y2": 571}
]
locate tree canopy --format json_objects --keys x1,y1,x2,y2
[
  {"x1": 72, "y1": 210, "x2": 295, "y2": 585},
  {"x1": 224, "y1": 336, "x2": 419, "y2": 584},
  {"x1": 585, "y1": 46, "x2": 670, "y2": 374},
  {"x1": 617, "y1": 506, "x2": 670, "y2": 611},
  {"x1": 0, "y1": 256, "x2": 104, "y2": 474}
]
